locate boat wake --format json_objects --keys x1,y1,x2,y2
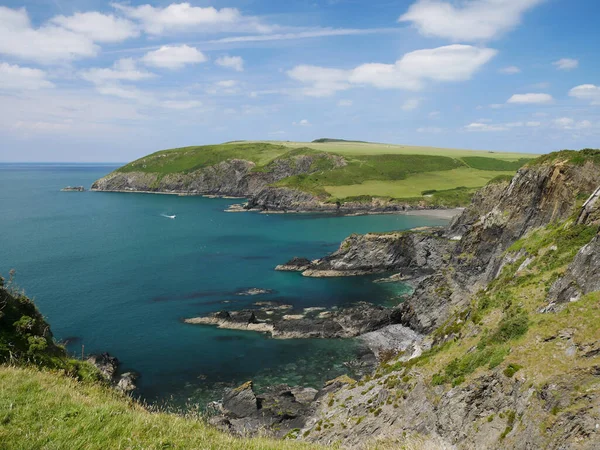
[{"x1": 161, "y1": 214, "x2": 176, "y2": 219}]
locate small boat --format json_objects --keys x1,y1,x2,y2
[{"x1": 161, "y1": 214, "x2": 176, "y2": 219}]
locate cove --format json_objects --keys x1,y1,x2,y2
[{"x1": 0, "y1": 163, "x2": 449, "y2": 406}]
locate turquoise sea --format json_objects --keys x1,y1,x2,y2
[{"x1": 0, "y1": 163, "x2": 449, "y2": 406}]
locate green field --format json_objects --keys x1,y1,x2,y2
[
  {"x1": 324, "y1": 168, "x2": 517, "y2": 199},
  {"x1": 113, "y1": 140, "x2": 538, "y2": 205},
  {"x1": 259, "y1": 140, "x2": 537, "y2": 161}
]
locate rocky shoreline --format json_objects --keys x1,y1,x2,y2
[{"x1": 184, "y1": 301, "x2": 400, "y2": 340}]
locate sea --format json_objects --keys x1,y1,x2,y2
[{"x1": 0, "y1": 163, "x2": 449, "y2": 407}]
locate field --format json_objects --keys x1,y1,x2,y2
[
  {"x1": 324, "y1": 168, "x2": 517, "y2": 199},
  {"x1": 113, "y1": 140, "x2": 539, "y2": 204},
  {"x1": 262, "y1": 140, "x2": 536, "y2": 161},
  {"x1": 0, "y1": 366, "x2": 316, "y2": 450}
]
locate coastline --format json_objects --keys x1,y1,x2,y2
[{"x1": 91, "y1": 188, "x2": 465, "y2": 218}]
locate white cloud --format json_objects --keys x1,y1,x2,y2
[
  {"x1": 338, "y1": 99, "x2": 353, "y2": 107},
  {"x1": 113, "y1": 2, "x2": 269, "y2": 35},
  {"x1": 399, "y1": 0, "x2": 544, "y2": 41},
  {"x1": 206, "y1": 80, "x2": 240, "y2": 95},
  {"x1": 402, "y1": 98, "x2": 421, "y2": 111},
  {"x1": 288, "y1": 44, "x2": 496, "y2": 97},
  {"x1": 50, "y1": 12, "x2": 139, "y2": 43},
  {"x1": 0, "y1": 6, "x2": 98, "y2": 63},
  {"x1": 465, "y1": 122, "x2": 507, "y2": 132},
  {"x1": 489, "y1": 103, "x2": 504, "y2": 109},
  {"x1": 287, "y1": 66, "x2": 350, "y2": 97},
  {"x1": 215, "y1": 55, "x2": 244, "y2": 72},
  {"x1": 81, "y1": 58, "x2": 154, "y2": 84},
  {"x1": 208, "y1": 27, "x2": 391, "y2": 44},
  {"x1": 0, "y1": 63, "x2": 54, "y2": 90},
  {"x1": 569, "y1": 84, "x2": 600, "y2": 105},
  {"x1": 417, "y1": 126, "x2": 443, "y2": 133},
  {"x1": 161, "y1": 100, "x2": 202, "y2": 110},
  {"x1": 142, "y1": 45, "x2": 207, "y2": 69},
  {"x1": 0, "y1": 89, "x2": 148, "y2": 137},
  {"x1": 526, "y1": 121, "x2": 541, "y2": 127},
  {"x1": 95, "y1": 84, "x2": 151, "y2": 102},
  {"x1": 500, "y1": 66, "x2": 521, "y2": 74},
  {"x1": 293, "y1": 119, "x2": 311, "y2": 126},
  {"x1": 268, "y1": 130, "x2": 286, "y2": 136},
  {"x1": 429, "y1": 111, "x2": 440, "y2": 118},
  {"x1": 507, "y1": 93, "x2": 553, "y2": 104},
  {"x1": 553, "y1": 58, "x2": 578, "y2": 70},
  {"x1": 554, "y1": 117, "x2": 592, "y2": 130}
]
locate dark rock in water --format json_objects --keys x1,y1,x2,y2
[
  {"x1": 275, "y1": 257, "x2": 312, "y2": 272},
  {"x1": 61, "y1": 186, "x2": 85, "y2": 192},
  {"x1": 87, "y1": 352, "x2": 119, "y2": 380},
  {"x1": 87, "y1": 352, "x2": 139, "y2": 393},
  {"x1": 185, "y1": 301, "x2": 397, "y2": 339}
]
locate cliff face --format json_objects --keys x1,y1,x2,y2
[
  {"x1": 400, "y1": 158, "x2": 600, "y2": 333},
  {"x1": 92, "y1": 153, "x2": 344, "y2": 199},
  {"x1": 279, "y1": 229, "x2": 456, "y2": 278},
  {"x1": 288, "y1": 154, "x2": 600, "y2": 449}
]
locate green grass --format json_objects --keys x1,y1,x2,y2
[
  {"x1": 0, "y1": 366, "x2": 317, "y2": 450},
  {"x1": 117, "y1": 142, "x2": 291, "y2": 175},
  {"x1": 323, "y1": 168, "x2": 516, "y2": 199},
  {"x1": 259, "y1": 140, "x2": 537, "y2": 161},
  {"x1": 461, "y1": 157, "x2": 531, "y2": 171}
]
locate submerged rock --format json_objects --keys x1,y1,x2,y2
[
  {"x1": 234, "y1": 288, "x2": 274, "y2": 296},
  {"x1": 61, "y1": 186, "x2": 85, "y2": 192}
]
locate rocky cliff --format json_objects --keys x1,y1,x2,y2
[{"x1": 214, "y1": 150, "x2": 600, "y2": 449}]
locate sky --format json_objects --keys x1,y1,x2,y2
[{"x1": 0, "y1": 0, "x2": 599, "y2": 162}]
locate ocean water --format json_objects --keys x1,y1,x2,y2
[{"x1": 0, "y1": 163, "x2": 449, "y2": 406}]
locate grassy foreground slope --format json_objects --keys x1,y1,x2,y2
[
  {"x1": 0, "y1": 366, "x2": 315, "y2": 450},
  {"x1": 113, "y1": 141, "x2": 535, "y2": 205}
]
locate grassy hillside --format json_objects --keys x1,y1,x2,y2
[
  {"x1": 380, "y1": 218, "x2": 600, "y2": 392},
  {"x1": 111, "y1": 141, "x2": 537, "y2": 205},
  {"x1": 0, "y1": 366, "x2": 316, "y2": 450}
]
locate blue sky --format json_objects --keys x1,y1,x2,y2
[{"x1": 0, "y1": 0, "x2": 598, "y2": 162}]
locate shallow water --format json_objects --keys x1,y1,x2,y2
[{"x1": 0, "y1": 163, "x2": 449, "y2": 405}]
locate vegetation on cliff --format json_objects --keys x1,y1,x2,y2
[{"x1": 97, "y1": 140, "x2": 534, "y2": 207}]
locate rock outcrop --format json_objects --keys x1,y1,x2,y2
[
  {"x1": 87, "y1": 352, "x2": 138, "y2": 393},
  {"x1": 211, "y1": 381, "x2": 322, "y2": 438},
  {"x1": 277, "y1": 228, "x2": 455, "y2": 278},
  {"x1": 185, "y1": 302, "x2": 396, "y2": 339}
]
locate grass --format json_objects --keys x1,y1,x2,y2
[
  {"x1": 259, "y1": 140, "x2": 537, "y2": 161},
  {"x1": 323, "y1": 168, "x2": 516, "y2": 199},
  {"x1": 0, "y1": 366, "x2": 317, "y2": 450},
  {"x1": 116, "y1": 142, "x2": 291, "y2": 175}
]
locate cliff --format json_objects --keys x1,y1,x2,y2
[
  {"x1": 91, "y1": 142, "x2": 529, "y2": 213},
  {"x1": 217, "y1": 149, "x2": 600, "y2": 449}
]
